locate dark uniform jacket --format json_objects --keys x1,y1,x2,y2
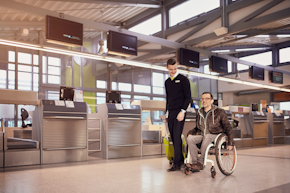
[{"x1": 187, "y1": 105, "x2": 234, "y2": 146}]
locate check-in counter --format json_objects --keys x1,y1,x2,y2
[
  {"x1": 268, "y1": 113, "x2": 285, "y2": 144},
  {"x1": 93, "y1": 103, "x2": 142, "y2": 159},
  {"x1": 0, "y1": 132, "x2": 3, "y2": 168},
  {"x1": 4, "y1": 133, "x2": 40, "y2": 167},
  {"x1": 33, "y1": 100, "x2": 88, "y2": 164},
  {"x1": 251, "y1": 111, "x2": 268, "y2": 146}
]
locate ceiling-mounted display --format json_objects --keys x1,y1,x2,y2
[
  {"x1": 249, "y1": 66, "x2": 264, "y2": 80},
  {"x1": 177, "y1": 48, "x2": 199, "y2": 68},
  {"x1": 209, "y1": 56, "x2": 228, "y2": 74},
  {"x1": 45, "y1": 15, "x2": 83, "y2": 47},
  {"x1": 269, "y1": 71, "x2": 283, "y2": 84},
  {"x1": 107, "y1": 30, "x2": 137, "y2": 57}
]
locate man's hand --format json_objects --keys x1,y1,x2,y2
[
  {"x1": 176, "y1": 111, "x2": 185, "y2": 122},
  {"x1": 165, "y1": 117, "x2": 168, "y2": 122},
  {"x1": 227, "y1": 145, "x2": 233, "y2": 151}
]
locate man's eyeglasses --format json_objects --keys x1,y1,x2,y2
[{"x1": 201, "y1": 98, "x2": 211, "y2": 101}]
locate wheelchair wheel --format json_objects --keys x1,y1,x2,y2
[{"x1": 215, "y1": 134, "x2": 237, "y2": 176}]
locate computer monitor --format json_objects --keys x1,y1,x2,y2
[
  {"x1": 252, "y1": 103, "x2": 258, "y2": 111},
  {"x1": 106, "y1": 90, "x2": 121, "y2": 103},
  {"x1": 60, "y1": 86, "x2": 75, "y2": 101}
]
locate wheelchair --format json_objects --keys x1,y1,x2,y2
[{"x1": 184, "y1": 133, "x2": 237, "y2": 178}]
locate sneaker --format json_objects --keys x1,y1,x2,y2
[
  {"x1": 167, "y1": 165, "x2": 181, "y2": 172},
  {"x1": 189, "y1": 162, "x2": 203, "y2": 170}
]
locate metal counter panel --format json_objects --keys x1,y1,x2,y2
[
  {"x1": 5, "y1": 150, "x2": 40, "y2": 167},
  {"x1": 42, "y1": 100, "x2": 87, "y2": 113},
  {"x1": 42, "y1": 149, "x2": 87, "y2": 164},
  {"x1": 108, "y1": 146, "x2": 141, "y2": 159},
  {"x1": 107, "y1": 118, "x2": 141, "y2": 146},
  {"x1": 43, "y1": 119, "x2": 87, "y2": 149}
]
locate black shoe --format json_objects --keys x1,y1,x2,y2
[{"x1": 167, "y1": 165, "x2": 181, "y2": 172}]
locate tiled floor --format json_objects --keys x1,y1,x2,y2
[{"x1": 0, "y1": 145, "x2": 290, "y2": 193}]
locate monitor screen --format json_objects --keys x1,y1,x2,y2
[
  {"x1": 106, "y1": 90, "x2": 121, "y2": 103},
  {"x1": 252, "y1": 103, "x2": 258, "y2": 111},
  {"x1": 177, "y1": 48, "x2": 199, "y2": 68},
  {"x1": 107, "y1": 30, "x2": 137, "y2": 57},
  {"x1": 249, "y1": 66, "x2": 264, "y2": 80},
  {"x1": 46, "y1": 15, "x2": 83, "y2": 46},
  {"x1": 60, "y1": 86, "x2": 75, "y2": 101},
  {"x1": 209, "y1": 56, "x2": 228, "y2": 73},
  {"x1": 269, "y1": 71, "x2": 283, "y2": 84}
]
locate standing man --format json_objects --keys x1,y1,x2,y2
[{"x1": 165, "y1": 58, "x2": 191, "y2": 172}]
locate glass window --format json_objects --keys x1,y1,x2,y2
[
  {"x1": 18, "y1": 65, "x2": 32, "y2": 72},
  {"x1": 153, "y1": 87, "x2": 164, "y2": 95},
  {"x1": 0, "y1": 104, "x2": 15, "y2": 127},
  {"x1": 48, "y1": 75, "x2": 60, "y2": 84},
  {"x1": 48, "y1": 66, "x2": 61, "y2": 75},
  {"x1": 169, "y1": 0, "x2": 220, "y2": 26},
  {"x1": 96, "y1": 92, "x2": 106, "y2": 104},
  {"x1": 18, "y1": 72, "x2": 31, "y2": 91},
  {"x1": 228, "y1": 61, "x2": 232, "y2": 73},
  {"x1": 18, "y1": 52, "x2": 32, "y2": 64},
  {"x1": 153, "y1": 97, "x2": 165, "y2": 101},
  {"x1": 8, "y1": 71, "x2": 15, "y2": 89},
  {"x1": 112, "y1": 82, "x2": 117, "y2": 90},
  {"x1": 279, "y1": 47, "x2": 290, "y2": 63},
  {"x1": 121, "y1": 94, "x2": 131, "y2": 105},
  {"x1": 8, "y1": 64, "x2": 15, "y2": 70},
  {"x1": 0, "y1": 70, "x2": 6, "y2": 89},
  {"x1": 134, "y1": 84, "x2": 150, "y2": 93},
  {"x1": 48, "y1": 57, "x2": 61, "y2": 66},
  {"x1": 33, "y1": 55, "x2": 39, "y2": 65},
  {"x1": 237, "y1": 63, "x2": 249, "y2": 71},
  {"x1": 152, "y1": 72, "x2": 165, "y2": 95},
  {"x1": 8, "y1": 51, "x2": 15, "y2": 63},
  {"x1": 133, "y1": 95, "x2": 150, "y2": 101},
  {"x1": 129, "y1": 14, "x2": 161, "y2": 35},
  {"x1": 43, "y1": 56, "x2": 47, "y2": 74},
  {"x1": 96, "y1": 80, "x2": 107, "y2": 89},
  {"x1": 240, "y1": 51, "x2": 272, "y2": 66},
  {"x1": 119, "y1": 82, "x2": 132, "y2": 92},
  {"x1": 47, "y1": 91, "x2": 59, "y2": 100},
  {"x1": 152, "y1": 72, "x2": 164, "y2": 87}
]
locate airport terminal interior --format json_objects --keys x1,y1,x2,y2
[{"x1": 0, "y1": 0, "x2": 290, "y2": 192}]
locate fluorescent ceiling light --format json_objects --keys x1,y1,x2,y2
[
  {"x1": 277, "y1": 35, "x2": 290, "y2": 38},
  {"x1": 212, "y1": 50, "x2": 230, "y2": 53},
  {"x1": 1, "y1": 38, "x2": 290, "y2": 92},
  {"x1": 236, "y1": 48, "x2": 267, "y2": 52}
]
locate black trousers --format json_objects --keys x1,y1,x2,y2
[{"x1": 168, "y1": 109, "x2": 186, "y2": 166}]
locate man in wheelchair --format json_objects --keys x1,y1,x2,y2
[{"x1": 186, "y1": 92, "x2": 234, "y2": 171}]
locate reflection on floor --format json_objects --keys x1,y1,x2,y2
[{"x1": 0, "y1": 145, "x2": 290, "y2": 193}]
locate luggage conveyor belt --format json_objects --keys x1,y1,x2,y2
[
  {"x1": 1, "y1": 133, "x2": 40, "y2": 167},
  {"x1": 6, "y1": 137, "x2": 39, "y2": 150}
]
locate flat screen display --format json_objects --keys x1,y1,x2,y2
[
  {"x1": 249, "y1": 66, "x2": 264, "y2": 80},
  {"x1": 177, "y1": 48, "x2": 199, "y2": 68},
  {"x1": 252, "y1": 103, "x2": 258, "y2": 111},
  {"x1": 46, "y1": 15, "x2": 83, "y2": 46},
  {"x1": 209, "y1": 56, "x2": 228, "y2": 73},
  {"x1": 106, "y1": 90, "x2": 121, "y2": 103},
  {"x1": 269, "y1": 71, "x2": 283, "y2": 84},
  {"x1": 107, "y1": 30, "x2": 137, "y2": 57},
  {"x1": 60, "y1": 86, "x2": 75, "y2": 101}
]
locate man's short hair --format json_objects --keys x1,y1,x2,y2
[
  {"x1": 202, "y1": 92, "x2": 213, "y2": 99},
  {"x1": 167, "y1": 58, "x2": 176, "y2": 66}
]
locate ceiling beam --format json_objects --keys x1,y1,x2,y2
[
  {"x1": 0, "y1": 21, "x2": 44, "y2": 28},
  {"x1": 1, "y1": 0, "x2": 290, "y2": 75},
  {"x1": 39, "y1": 0, "x2": 161, "y2": 8}
]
